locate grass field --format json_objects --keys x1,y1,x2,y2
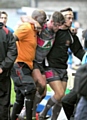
[{"x1": 11, "y1": 80, "x2": 16, "y2": 104}]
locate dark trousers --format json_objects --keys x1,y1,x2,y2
[
  {"x1": 11, "y1": 62, "x2": 36, "y2": 120},
  {"x1": 0, "y1": 76, "x2": 11, "y2": 120},
  {"x1": 61, "y1": 89, "x2": 79, "y2": 120}
]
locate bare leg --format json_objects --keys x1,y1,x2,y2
[
  {"x1": 39, "y1": 80, "x2": 67, "y2": 119},
  {"x1": 32, "y1": 69, "x2": 47, "y2": 119}
]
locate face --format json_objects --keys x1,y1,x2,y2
[
  {"x1": 1, "y1": 13, "x2": 7, "y2": 25},
  {"x1": 36, "y1": 14, "x2": 46, "y2": 26},
  {"x1": 64, "y1": 11, "x2": 74, "y2": 28},
  {"x1": 52, "y1": 21, "x2": 64, "y2": 32}
]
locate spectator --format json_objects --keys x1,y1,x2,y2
[
  {"x1": 1, "y1": 11, "x2": 14, "y2": 33},
  {"x1": 0, "y1": 11, "x2": 17, "y2": 120}
]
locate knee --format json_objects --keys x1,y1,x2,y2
[
  {"x1": 56, "y1": 90, "x2": 65, "y2": 99},
  {"x1": 38, "y1": 80, "x2": 46, "y2": 88},
  {"x1": 36, "y1": 76, "x2": 46, "y2": 88}
]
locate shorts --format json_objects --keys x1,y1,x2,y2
[
  {"x1": 45, "y1": 67, "x2": 68, "y2": 83},
  {"x1": 33, "y1": 61, "x2": 45, "y2": 74},
  {"x1": 11, "y1": 62, "x2": 36, "y2": 95}
]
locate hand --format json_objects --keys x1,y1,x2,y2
[
  {"x1": 0, "y1": 68, "x2": 3, "y2": 74},
  {"x1": 21, "y1": 15, "x2": 42, "y2": 32},
  {"x1": 82, "y1": 52, "x2": 87, "y2": 64}
]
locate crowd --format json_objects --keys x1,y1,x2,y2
[{"x1": 0, "y1": 7, "x2": 87, "y2": 120}]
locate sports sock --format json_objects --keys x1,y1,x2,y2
[
  {"x1": 32, "y1": 91, "x2": 41, "y2": 118},
  {"x1": 39, "y1": 96, "x2": 58, "y2": 118},
  {"x1": 51, "y1": 102, "x2": 62, "y2": 120}
]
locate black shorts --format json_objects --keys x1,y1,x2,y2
[
  {"x1": 33, "y1": 61, "x2": 45, "y2": 74},
  {"x1": 45, "y1": 67, "x2": 68, "y2": 83},
  {"x1": 11, "y1": 62, "x2": 36, "y2": 95}
]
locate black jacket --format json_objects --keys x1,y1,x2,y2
[
  {"x1": 47, "y1": 29, "x2": 85, "y2": 69},
  {"x1": 0, "y1": 22, "x2": 18, "y2": 76}
]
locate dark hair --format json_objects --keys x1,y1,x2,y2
[
  {"x1": 52, "y1": 11, "x2": 65, "y2": 24},
  {"x1": 1, "y1": 11, "x2": 8, "y2": 16},
  {"x1": 60, "y1": 7, "x2": 73, "y2": 13},
  {"x1": 32, "y1": 10, "x2": 46, "y2": 19}
]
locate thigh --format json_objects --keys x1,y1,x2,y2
[
  {"x1": 0, "y1": 76, "x2": 11, "y2": 106},
  {"x1": 50, "y1": 81, "x2": 67, "y2": 94},
  {"x1": 32, "y1": 69, "x2": 46, "y2": 85},
  {"x1": 49, "y1": 80, "x2": 67, "y2": 100},
  {"x1": 32, "y1": 62, "x2": 46, "y2": 85}
]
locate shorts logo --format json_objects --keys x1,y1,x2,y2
[{"x1": 45, "y1": 70, "x2": 54, "y2": 79}]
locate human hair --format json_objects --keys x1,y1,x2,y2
[
  {"x1": 51, "y1": 11, "x2": 65, "y2": 24},
  {"x1": 1, "y1": 11, "x2": 8, "y2": 17},
  {"x1": 60, "y1": 7, "x2": 73, "y2": 18},
  {"x1": 32, "y1": 9, "x2": 46, "y2": 19},
  {"x1": 60, "y1": 7, "x2": 73, "y2": 13}
]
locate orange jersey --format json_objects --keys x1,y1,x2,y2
[{"x1": 14, "y1": 22, "x2": 37, "y2": 69}]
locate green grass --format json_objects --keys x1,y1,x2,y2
[{"x1": 11, "y1": 80, "x2": 16, "y2": 104}]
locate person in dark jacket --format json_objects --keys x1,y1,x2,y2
[
  {"x1": 39, "y1": 8, "x2": 86, "y2": 120},
  {"x1": 0, "y1": 11, "x2": 17, "y2": 120}
]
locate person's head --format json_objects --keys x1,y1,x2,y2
[
  {"x1": 31, "y1": 9, "x2": 46, "y2": 26},
  {"x1": 60, "y1": 7, "x2": 74, "y2": 28},
  {"x1": 47, "y1": 11, "x2": 65, "y2": 32},
  {"x1": 0, "y1": 11, "x2": 8, "y2": 25}
]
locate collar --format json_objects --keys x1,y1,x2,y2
[{"x1": 0, "y1": 22, "x2": 4, "y2": 28}]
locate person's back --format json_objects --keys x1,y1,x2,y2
[{"x1": 15, "y1": 22, "x2": 37, "y2": 69}]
